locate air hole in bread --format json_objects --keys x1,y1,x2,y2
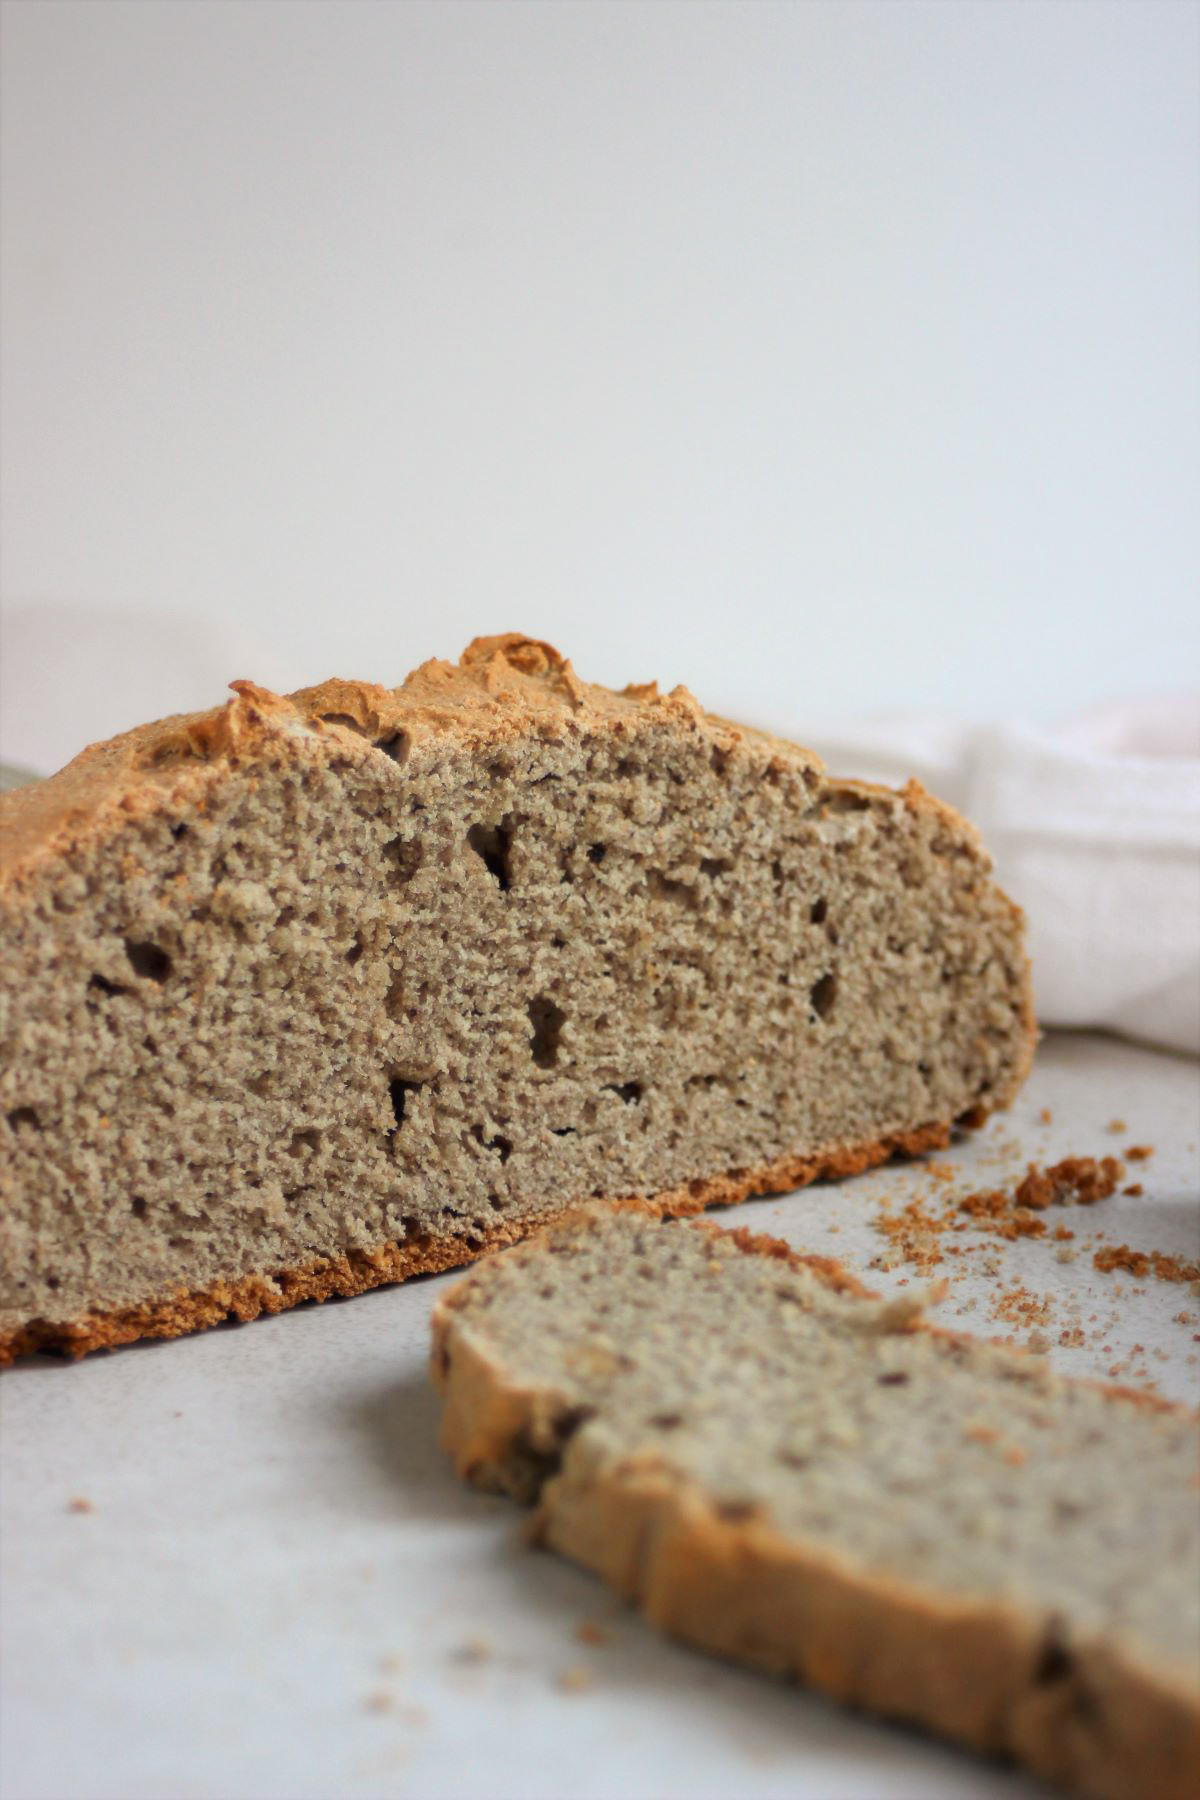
[
  {"x1": 124, "y1": 941, "x2": 172, "y2": 983},
  {"x1": 810, "y1": 897, "x2": 828, "y2": 924},
  {"x1": 647, "y1": 871, "x2": 695, "y2": 908},
  {"x1": 387, "y1": 1077, "x2": 424, "y2": 1137},
  {"x1": 810, "y1": 972, "x2": 837, "y2": 1020},
  {"x1": 375, "y1": 731, "x2": 410, "y2": 765},
  {"x1": 529, "y1": 995, "x2": 565, "y2": 1068},
  {"x1": 289, "y1": 1128, "x2": 322, "y2": 1158},
  {"x1": 472, "y1": 1126, "x2": 513, "y2": 1163},
  {"x1": 587, "y1": 843, "x2": 606, "y2": 865},
  {"x1": 467, "y1": 821, "x2": 513, "y2": 890},
  {"x1": 384, "y1": 836, "x2": 422, "y2": 884},
  {"x1": 88, "y1": 972, "x2": 127, "y2": 998},
  {"x1": 606, "y1": 1081, "x2": 642, "y2": 1105},
  {"x1": 6, "y1": 1106, "x2": 41, "y2": 1133}
]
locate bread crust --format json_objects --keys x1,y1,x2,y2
[
  {"x1": 0, "y1": 633, "x2": 1035, "y2": 1363},
  {"x1": 432, "y1": 1217, "x2": 1200, "y2": 1800},
  {"x1": 0, "y1": 1119, "x2": 947, "y2": 1365}
]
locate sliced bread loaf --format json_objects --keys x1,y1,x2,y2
[
  {"x1": 433, "y1": 1207, "x2": 1200, "y2": 1800},
  {"x1": 0, "y1": 635, "x2": 1032, "y2": 1362}
]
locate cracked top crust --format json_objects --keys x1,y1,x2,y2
[{"x1": 0, "y1": 634, "x2": 839, "y2": 891}]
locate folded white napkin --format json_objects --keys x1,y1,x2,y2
[{"x1": 806, "y1": 697, "x2": 1200, "y2": 1056}]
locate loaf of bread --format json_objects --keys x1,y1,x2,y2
[
  {"x1": 0, "y1": 635, "x2": 1032, "y2": 1362},
  {"x1": 433, "y1": 1207, "x2": 1200, "y2": 1800}
]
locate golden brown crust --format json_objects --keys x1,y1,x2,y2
[
  {"x1": 432, "y1": 1216, "x2": 1200, "y2": 1800},
  {"x1": 0, "y1": 634, "x2": 816, "y2": 891},
  {"x1": 0, "y1": 1118, "x2": 949, "y2": 1366},
  {"x1": 539, "y1": 1462, "x2": 1200, "y2": 1800}
]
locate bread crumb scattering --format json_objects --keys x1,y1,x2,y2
[
  {"x1": 1106, "y1": 1119, "x2": 1127, "y2": 1134},
  {"x1": 1123, "y1": 1184, "x2": 1144, "y2": 1197},
  {"x1": 575, "y1": 1621, "x2": 611, "y2": 1647},
  {"x1": 873, "y1": 1151, "x2": 1127, "y2": 1281},
  {"x1": 1125, "y1": 1145, "x2": 1154, "y2": 1162},
  {"x1": 1093, "y1": 1246, "x2": 1200, "y2": 1285},
  {"x1": 992, "y1": 1286, "x2": 1054, "y2": 1330},
  {"x1": 1014, "y1": 1157, "x2": 1125, "y2": 1209},
  {"x1": 66, "y1": 1496, "x2": 94, "y2": 1514}
]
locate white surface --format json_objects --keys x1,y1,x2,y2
[
  {"x1": 2, "y1": 0, "x2": 1198, "y2": 726},
  {"x1": 2, "y1": 1031, "x2": 1198, "y2": 1800}
]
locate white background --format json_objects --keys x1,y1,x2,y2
[{"x1": 2, "y1": 0, "x2": 1198, "y2": 773}]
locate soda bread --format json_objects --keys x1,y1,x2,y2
[
  {"x1": 433, "y1": 1207, "x2": 1200, "y2": 1800},
  {"x1": 0, "y1": 635, "x2": 1032, "y2": 1362}
]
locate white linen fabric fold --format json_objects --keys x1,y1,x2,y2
[{"x1": 806, "y1": 697, "x2": 1200, "y2": 1056}]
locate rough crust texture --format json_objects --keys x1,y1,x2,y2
[
  {"x1": 0, "y1": 1122, "x2": 947, "y2": 1364},
  {"x1": 0, "y1": 634, "x2": 1034, "y2": 1363},
  {"x1": 432, "y1": 1211, "x2": 1200, "y2": 1800}
]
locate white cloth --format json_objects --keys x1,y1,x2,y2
[{"x1": 807, "y1": 696, "x2": 1200, "y2": 1056}]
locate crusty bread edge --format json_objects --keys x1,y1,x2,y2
[
  {"x1": 431, "y1": 1215, "x2": 1200, "y2": 1800},
  {"x1": 0, "y1": 1119, "x2": 950, "y2": 1366}
]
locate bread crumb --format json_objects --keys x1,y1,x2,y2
[
  {"x1": 67, "y1": 1496, "x2": 94, "y2": 1514},
  {"x1": 1026, "y1": 1330, "x2": 1051, "y2": 1354},
  {"x1": 1122, "y1": 1184, "x2": 1144, "y2": 1197},
  {"x1": 575, "y1": 1620, "x2": 611, "y2": 1647},
  {"x1": 363, "y1": 1690, "x2": 395, "y2": 1714},
  {"x1": 1038, "y1": 1107, "x2": 1053, "y2": 1124},
  {"x1": 450, "y1": 1636, "x2": 492, "y2": 1665},
  {"x1": 1054, "y1": 1245, "x2": 1076, "y2": 1264},
  {"x1": 557, "y1": 1666, "x2": 593, "y2": 1693},
  {"x1": 1093, "y1": 1245, "x2": 1200, "y2": 1284},
  {"x1": 1004, "y1": 1445, "x2": 1027, "y2": 1467},
  {"x1": 1125, "y1": 1145, "x2": 1153, "y2": 1162},
  {"x1": 1107, "y1": 1119, "x2": 1127, "y2": 1134}
]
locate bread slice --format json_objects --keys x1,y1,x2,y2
[
  {"x1": 433, "y1": 1207, "x2": 1200, "y2": 1800},
  {"x1": 0, "y1": 635, "x2": 1032, "y2": 1363}
]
